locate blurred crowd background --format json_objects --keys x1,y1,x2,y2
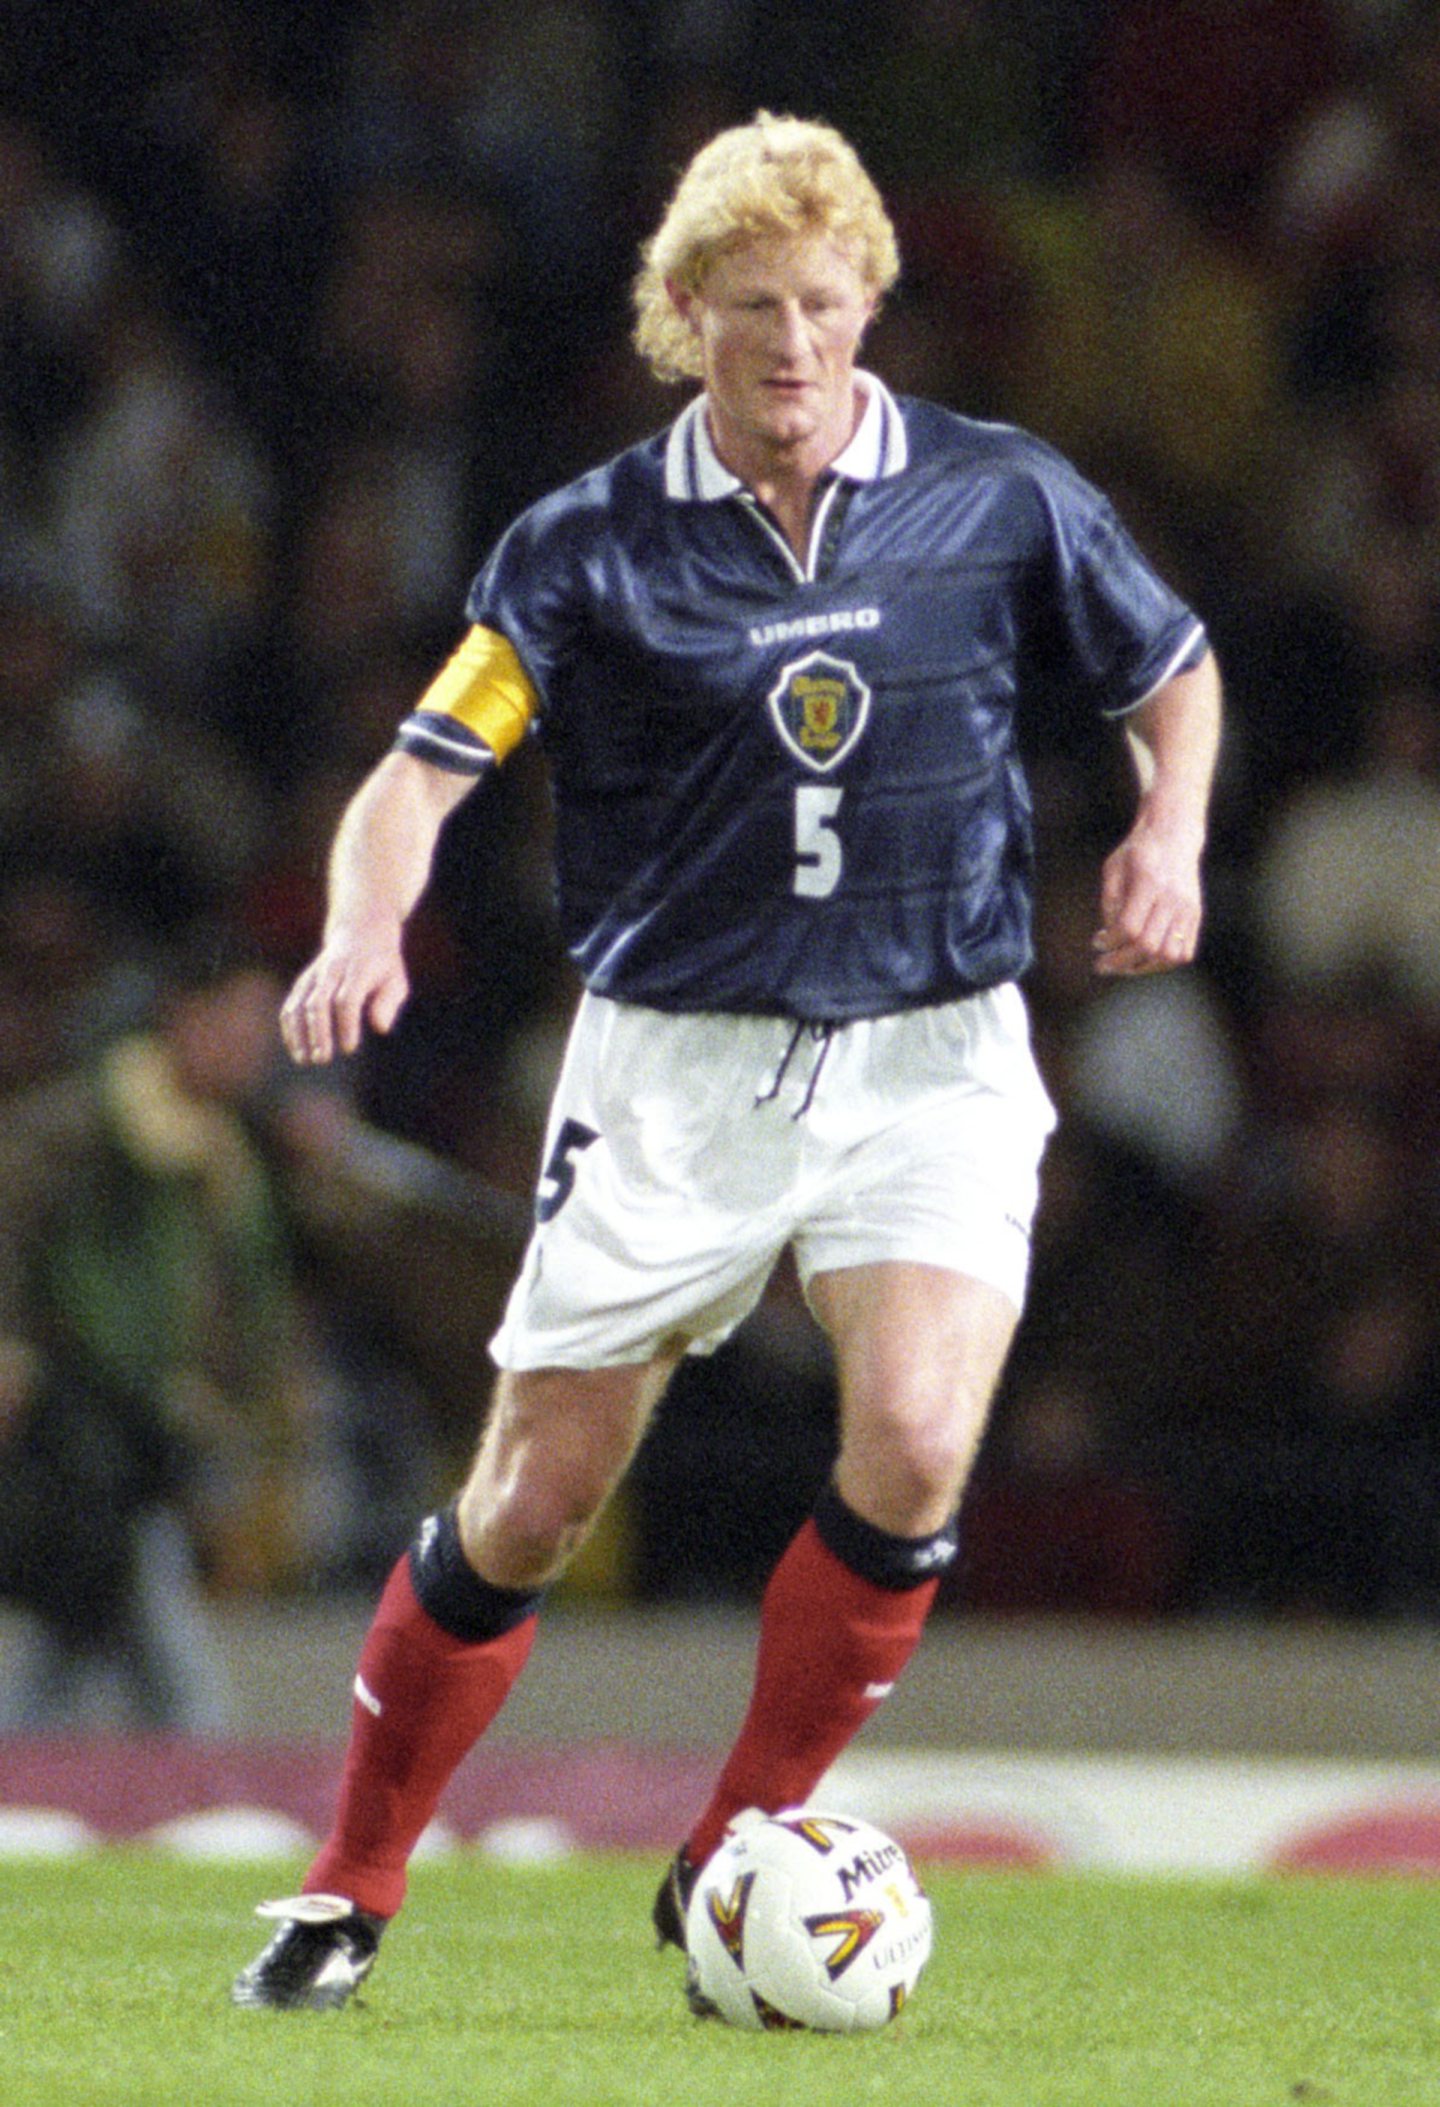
[{"x1": 4, "y1": 0, "x2": 1440, "y2": 1726}]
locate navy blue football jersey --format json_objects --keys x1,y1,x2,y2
[{"x1": 397, "y1": 376, "x2": 1206, "y2": 1021}]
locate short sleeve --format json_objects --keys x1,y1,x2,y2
[{"x1": 1041, "y1": 482, "x2": 1207, "y2": 718}]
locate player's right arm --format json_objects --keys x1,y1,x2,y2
[
  {"x1": 280, "y1": 752, "x2": 476, "y2": 1065},
  {"x1": 283, "y1": 622, "x2": 541, "y2": 1065}
]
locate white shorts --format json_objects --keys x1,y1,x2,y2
[{"x1": 489, "y1": 985, "x2": 1057, "y2": 1370}]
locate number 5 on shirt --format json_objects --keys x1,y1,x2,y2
[{"x1": 793, "y1": 785, "x2": 844, "y2": 899}]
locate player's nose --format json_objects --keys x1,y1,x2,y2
[{"x1": 768, "y1": 300, "x2": 809, "y2": 356}]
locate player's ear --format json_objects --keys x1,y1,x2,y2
[{"x1": 666, "y1": 276, "x2": 700, "y2": 333}]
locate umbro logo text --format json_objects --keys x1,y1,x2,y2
[{"x1": 749, "y1": 607, "x2": 881, "y2": 647}]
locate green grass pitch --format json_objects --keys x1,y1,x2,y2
[{"x1": 5, "y1": 1852, "x2": 1440, "y2": 2106}]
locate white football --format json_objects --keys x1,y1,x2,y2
[{"x1": 684, "y1": 1807, "x2": 932, "y2": 2032}]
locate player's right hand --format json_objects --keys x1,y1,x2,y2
[{"x1": 279, "y1": 935, "x2": 410, "y2": 1065}]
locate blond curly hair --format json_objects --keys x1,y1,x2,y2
[{"x1": 632, "y1": 113, "x2": 900, "y2": 385}]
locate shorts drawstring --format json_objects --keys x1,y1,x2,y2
[
  {"x1": 754, "y1": 1019, "x2": 837, "y2": 1118},
  {"x1": 793, "y1": 1021, "x2": 836, "y2": 1116}
]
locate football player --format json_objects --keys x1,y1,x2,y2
[{"x1": 233, "y1": 111, "x2": 1221, "y2": 2011}]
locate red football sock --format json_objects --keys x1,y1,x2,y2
[
  {"x1": 685, "y1": 1517, "x2": 938, "y2": 1867},
  {"x1": 304, "y1": 1555, "x2": 536, "y2": 1918}
]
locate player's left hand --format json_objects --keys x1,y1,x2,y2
[{"x1": 1092, "y1": 822, "x2": 1203, "y2": 976}]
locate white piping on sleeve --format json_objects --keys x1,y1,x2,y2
[{"x1": 1105, "y1": 619, "x2": 1208, "y2": 718}]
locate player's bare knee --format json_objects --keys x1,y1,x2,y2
[
  {"x1": 845, "y1": 1415, "x2": 973, "y2": 1528},
  {"x1": 471, "y1": 1463, "x2": 611, "y2": 1583}
]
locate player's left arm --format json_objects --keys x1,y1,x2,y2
[{"x1": 1093, "y1": 647, "x2": 1222, "y2": 977}]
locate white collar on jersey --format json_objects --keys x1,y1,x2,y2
[{"x1": 663, "y1": 370, "x2": 909, "y2": 501}]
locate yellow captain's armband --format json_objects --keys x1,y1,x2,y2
[{"x1": 413, "y1": 625, "x2": 538, "y2": 762}]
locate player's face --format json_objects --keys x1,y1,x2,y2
[{"x1": 679, "y1": 231, "x2": 876, "y2": 478}]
